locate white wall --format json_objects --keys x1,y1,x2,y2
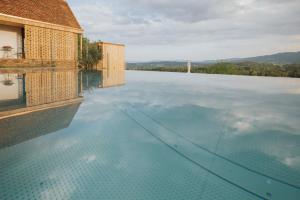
[{"x1": 0, "y1": 25, "x2": 22, "y2": 59}]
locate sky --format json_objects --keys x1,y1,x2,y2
[{"x1": 69, "y1": 0, "x2": 300, "y2": 62}]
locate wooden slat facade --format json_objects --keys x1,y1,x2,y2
[
  {"x1": 24, "y1": 25, "x2": 79, "y2": 65},
  {"x1": 96, "y1": 42, "x2": 125, "y2": 87}
]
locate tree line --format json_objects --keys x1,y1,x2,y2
[{"x1": 127, "y1": 62, "x2": 300, "y2": 78}]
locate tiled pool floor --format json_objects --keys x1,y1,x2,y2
[{"x1": 1, "y1": 71, "x2": 300, "y2": 199}]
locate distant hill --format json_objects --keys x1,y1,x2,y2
[
  {"x1": 127, "y1": 61, "x2": 187, "y2": 69},
  {"x1": 224, "y1": 51, "x2": 300, "y2": 65},
  {"x1": 127, "y1": 51, "x2": 300, "y2": 69}
]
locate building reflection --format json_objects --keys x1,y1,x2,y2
[
  {"x1": 0, "y1": 102, "x2": 81, "y2": 148},
  {"x1": 0, "y1": 73, "x2": 25, "y2": 110},
  {"x1": 81, "y1": 69, "x2": 125, "y2": 91},
  {"x1": 0, "y1": 68, "x2": 83, "y2": 110},
  {"x1": 0, "y1": 68, "x2": 83, "y2": 148},
  {"x1": 81, "y1": 70, "x2": 102, "y2": 91},
  {"x1": 0, "y1": 67, "x2": 125, "y2": 149}
]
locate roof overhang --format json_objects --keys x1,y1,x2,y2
[
  {"x1": 0, "y1": 13, "x2": 83, "y2": 34},
  {"x1": 98, "y1": 42, "x2": 125, "y2": 47}
]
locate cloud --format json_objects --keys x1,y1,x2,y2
[
  {"x1": 69, "y1": 0, "x2": 300, "y2": 61},
  {"x1": 82, "y1": 154, "x2": 97, "y2": 163},
  {"x1": 121, "y1": 0, "x2": 239, "y2": 22},
  {"x1": 232, "y1": 121, "x2": 252, "y2": 133},
  {"x1": 282, "y1": 156, "x2": 300, "y2": 169}
]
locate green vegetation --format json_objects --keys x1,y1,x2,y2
[
  {"x1": 192, "y1": 62, "x2": 300, "y2": 77},
  {"x1": 127, "y1": 62, "x2": 300, "y2": 78},
  {"x1": 80, "y1": 38, "x2": 101, "y2": 70}
]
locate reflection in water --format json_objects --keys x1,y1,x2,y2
[
  {"x1": 0, "y1": 102, "x2": 81, "y2": 148},
  {"x1": 100, "y1": 65, "x2": 125, "y2": 88},
  {"x1": 0, "y1": 68, "x2": 125, "y2": 148},
  {"x1": 1, "y1": 71, "x2": 299, "y2": 200},
  {"x1": 81, "y1": 70, "x2": 102, "y2": 91},
  {"x1": 0, "y1": 73, "x2": 25, "y2": 110},
  {"x1": 81, "y1": 69, "x2": 125, "y2": 91},
  {"x1": 24, "y1": 69, "x2": 80, "y2": 107},
  {"x1": 0, "y1": 68, "x2": 82, "y2": 110},
  {"x1": 0, "y1": 68, "x2": 83, "y2": 148}
]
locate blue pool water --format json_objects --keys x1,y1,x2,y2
[{"x1": 1, "y1": 71, "x2": 300, "y2": 199}]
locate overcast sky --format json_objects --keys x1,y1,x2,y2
[{"x1": 69, "y1": 0, "x2": 300, "y2": 62}]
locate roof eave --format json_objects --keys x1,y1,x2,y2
[
  {"x1": 98, "y1": 42, "x2": 125, "y2": 47},
  {"x1": 0, "y1": 13, "x2": 83, "y2": 34}
]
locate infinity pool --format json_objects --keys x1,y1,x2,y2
[{"x1": 1, "y1": 71, "x2": 300, "y2": 200}]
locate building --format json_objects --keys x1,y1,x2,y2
[
  {"x1": 96, "y1": 42, "x2": 126, "y2": 87},
  {"x1": 0, "y1": 0, "x2": 83, "y2": 68}
]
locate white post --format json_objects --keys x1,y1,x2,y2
[{"x1": 187, "y1": 61, "x2": 191, "y2": 73}]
